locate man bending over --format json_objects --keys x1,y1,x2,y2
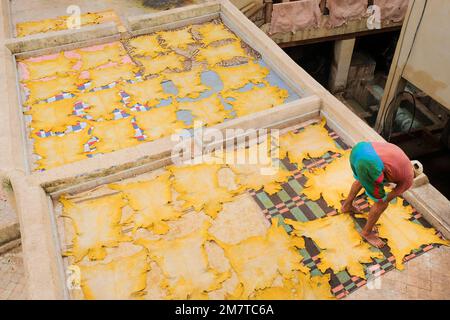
[{"x1": 341, "y1": 141, "x2": 414, "y2": 248}]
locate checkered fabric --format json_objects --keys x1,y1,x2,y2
[
  {"x1": 29, "y1": 77, "x2": 151, "y2": 152},
  {"x1": 249, "y1": 124, "x2": 443, "y2": 299}
]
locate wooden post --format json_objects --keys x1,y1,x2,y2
[
  {"x1": 264, "y1": 0, "x2": 273, "y2": 23},
  {"x1": 375, "y1": 0, "x2": 425, "y2": 131},
  {"x1": 328, "y1": 38, "x2": 356, "y2": 93}
]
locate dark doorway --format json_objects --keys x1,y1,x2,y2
[
  {"x1": 283, "y1": 41, "x2": 334, "y2": 88},
  {"x1": 353, "y1": 30, "x2": 401, "y2": 75}
]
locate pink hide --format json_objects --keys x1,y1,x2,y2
[
  {"x1": 326, "y1": 0, "x2": 368, "y2": 28},
  {"x1": 374, "y1": 0, "x2": 409, "y2": 23},
  {"x1": 269, "y1": 0, "x2": 322, "y2": 34}
]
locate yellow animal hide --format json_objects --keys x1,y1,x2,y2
[
  {"x1": 300, "y1": 273, "x2": 335, "y2": 300},
  {"x1": 177, "y1": 94, "x2": 228, "y2": 126},
  {"x1": 25, "y1": 75, "x2": 79, "y2": 104},
  {"x1": 207, "y1": 267, "x2": 241, "y2": 300},
  {"x1": 357, "y1": 200, "x2": 449, "y2": 270},
  {"x1": 209, "y1": 194, "x2": 270, "y2": 245},
  {"x1": 109, "y1": 172, "x2": 182, "y2": 234},
  {"x1": 91, "y1": 118, "x2": 139, "y2": 154},
  {"x1": 303, "y1": 151, "x2": 354, "y2": 210},
  {"x1": 169, "y1": 164, "x2": 236, "y2": 218},
  {"x1": 286, "y1": 214, "x2": 383, "y2": 279},
  {"x1": 78, "y1": 12, "x2": 103, "y2": 26},
  {"x1": 78, "y1": 87, "x2": 123, "y2": 120},
  {"x1": 16, "y1": 12, "x2": 108, "y2": 37},
  {"x1": 250, "y1": 277, "x2": 304, "y2": 300},
  {"x1": 87, "y1": 63, "x2": 138, "y2": 88},
  {"x1": 197, "y1": 22, "x2": 238, "y2": 46},
  {"x1": 158, "y1": 27, "x2": 196, "y2": 49},
  {"x1": 34, "y1": 129, "x2": 90, "y2": 170},
  {"x1": 138, "y1": 52, "x2": 186, "y2": 76},
  {"x1": 163, "y1": 67, "x2": 209, "y2": 98},
  {"x1": 121, "y1": 78, "x2": 169, "y2": 106},
  {"x1": 61, "y1": 193, "x2": 131, "y2": 262},
  {"x1": 251, "y1": 271, "x2": 334, "y2": 300},
  {"x1": 133, "y1": 105, "x2": 186, "y2": 141},
  {"x1": 223, "y1": 85, "x2": 288, "y2": 117},
  {"x1": 136, "y1": 221, "x2": 230, "y2": 299},
  {"x1": 196, "y1": 42, "x2": 249, "y2": 66},
  {"x1": 212, "y1": 61, "x2": 270, "y2": 91},
  {"x1": 79, "y1": 249, "x2": 149, "y2": 300},
  {"x1": 16, "y1": 18, "x2": 64, "y2": 37},
  {"x1": 78, "y1": 43, "x2": 127, "y2": 70},
  {"x1": 226, "y1": 143, "x2": 291, "y2": 195},
  {"x1": 280, "y1": 120, "x2": 341, "y2": 169},
  {"x1": 26, "y1": 98, "x2": 79, "y2": 132},
  {"x1": 22, "y1": 53, "x2": 76, "y2": 80},
  {"x1": 128, "y1": 34, "x2": 167, "y2": 57},
  {"x1": 217, "y1": 221, "x2": 306, "y2": 299},
  {"x1": 145, "y1": 261, "x2": 169, "y2": 299},
  {"x1": 17, "y1": 20, "x2": 58, "y2": 37}
]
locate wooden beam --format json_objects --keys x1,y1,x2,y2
[
  {"x1": 277, "y1": 24, "x2": 401, "y2": 48},
  {"x1": 375, "y1": 0, "x2": 426, "y2": 131},
  {"x1": 261, "y1": 18, "x2": 402, "y2": 48}
]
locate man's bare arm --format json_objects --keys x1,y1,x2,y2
[
  {"x1": 341, "y1": 180, "x2": 363, "y2": 213},
  {"x1": 385, "y1": 185, "x2": 403, "y2": 203}
]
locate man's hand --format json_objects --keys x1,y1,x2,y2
[
  {"x1": 341, "y1": 180, "x2": 363, "y2": 213},
  {"x1": 385, "y1": 189, "x2": 401, "y2": 203}
]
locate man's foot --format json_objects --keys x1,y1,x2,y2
[
  {"x1": 341, "y1": 201, "x2": 361, "y2": 214},
  {"x1": 360, "y1": 231, "x2": 385, "y2": 248}
]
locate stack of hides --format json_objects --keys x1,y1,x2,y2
[{"x1": 270, "y1": 0, "x2": 322, "y2": 34}]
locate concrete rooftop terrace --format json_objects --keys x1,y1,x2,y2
[{"x1": 0, "y1": 0, "x2": 449, "y2": 299}]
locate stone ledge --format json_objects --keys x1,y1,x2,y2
[
  {"x1": 0, "y1": 222, "x2": 20, "y2": 248},
  {"x1": 4, "y1": 22, "x2": 119, "y2": 54},
  {"x1": 0, "y1": 182, "x2": 20, "y2": 248},
  {"x1": 0, "y1": 238, "x2": 20, "y2": 255}
]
